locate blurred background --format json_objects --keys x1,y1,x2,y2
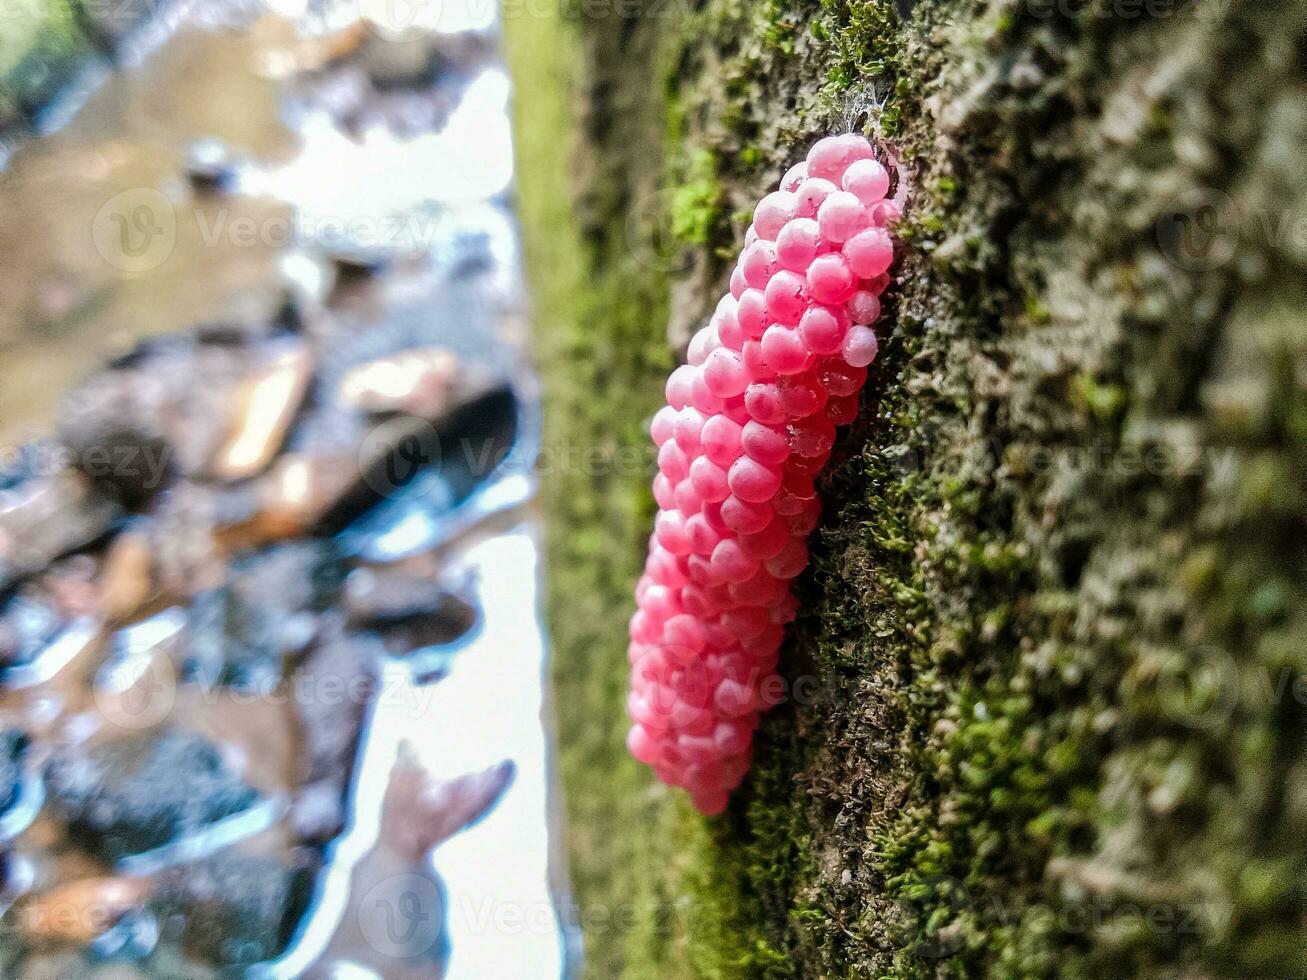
[
  {"x1": 2, "y1": 1, "x2": 1307, "y2": 979},
  {"x1": 0, "y1": 2, "x2": 574, "y2": 978}
]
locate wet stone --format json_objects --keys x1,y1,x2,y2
[
  {"x1": 0, "y1": 589, "x2": 64, "y2": 670},
  {"x1": 153, "y1": 850, "x2": 319, "y2": 969},
  {"x1": 207, "y1": 344, "x2": 313, "y2": 483},
  {"x1": 293, "y1": 621, "x2": 381, "y2": 792},
  {"x1": 344, "y1": 567, "x2": 479, "y2": 651},
  {"x1": 0, "y1": 730, "x2": 28, "y2": 815},
  {"x1": 182, "y1": 541, "x2": 342, "y2": 689},
  {"x1": 58, "y1": 338, "x2": 247, "y2": 505},
  {"x1": 44, "y1": 731, "x2": 260, "y2": 863},
  {"x1": 339, "y1": 346, "x2": 458, "y2": 418},
  {"x1": 0, "y1": 467, "x2": 121, "y2": 592}
]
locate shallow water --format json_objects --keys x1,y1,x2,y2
[{"x1": 0, "y1": 4, "x2": 574, "y2": 978}]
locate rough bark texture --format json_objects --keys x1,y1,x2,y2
[{"x1": 507, "y1": 0, "x2": 1307, "y2": 976}]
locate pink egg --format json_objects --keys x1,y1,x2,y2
[
  {"x1": 775, "y1": 217, "x2": 821, "y2": 272},
  {"x1": 629, "y1": 136, "x2": 899, "y2": 813},
  {"x1": 789, "y1": 413, "x2": 836, "y2": 458},
  {"x1": 654, "y1": 510, "x2": 691, "y2": 555},
  {"x1": 665, "y1": 364, "x2": 696, "y2": 409},
  {"x1": 806, "y1": 135, "x2": 853, "y2": 182},
  {"x1": 799, "y1": 305, "x2": 848, "y2": 355},
  {"x1": 841, "y1": 158, "x2": 890, "y2": 205},
  {"x1": 765, "y1": 537, "x2": 809, "y2": 579},
  {"x1": 736, "y1": 288, "x2": 770, "y2": 339},
  {"x1": 729, "y1": 266, "x2": 747, "y2": 299},
  {"x1": 624, "y1": 726, "x2": 658, "y2": 773},
  {"x1": 674, "y1": 478, "x2": 700, "y2": 516},
  {"x1": 701, "y1": 414, "x2": 743, "y2": 465},
  {"x1": 651, "y1": 405, "x2": 678, "y2": 446},
  {"x1": 817, "y1": 359, "x2": 867, "y2": 397},
  {"x1": 739, "y1": 517, "x2": 790, "y2": 560},
  {"x1": 673, "y1": 408, "x2": 705, "y2": 453},
  {"x1": 710, "y1": 538, "x2": 761, "y2": 583},
  {"x1": 843, "y1": 325, "x2": 880, "y2": 367},
  {"x1": 727, "y1": 456, "x2": 783, "y2": 503},
  {"x1": 740, "y1": 239, "x2": 779, "y2": 289},
  {"x1": 703, "y1": 347, "x2": 750, "y2": 397},
  {"x1": 720, "y1": 494, "x2": 774, "y2": 534},
  {"x1": 794, "y1": 177, "x2": 837, "y2": 219},
  {"x1": 689, "y1": 455, "x2": 731, "y2": 503},
  {"x1": 824, "y1": 392, "x2": 860, "y2": 426},
  {"x1": 763, "y1": 270, "x2": 810, "y2": 325},
  {"x1": 872, "y1": 200, "x2": 902, "y2": 226},
  {"x1": 658, "y1": 439, "x2": 689, "y2": 482},
  {"x1": 753, "y1": 191, "x2": 796, "y2": 239},
  {"x1": 847, "y1": 289, "x2": 882, "y2": 326},
  {"x1": 743, "y1": 382, "x2": 787, "y2": 425},
  {"x1": 817, "y1": 190, "x2": 869, "y2": 243},
  {"x1": 779, "y1": 161, "x2": 807, "y2": 192},
  {"x1": 844, "y1": 226, "x2": 894, "y2": 278},
  {"x1": 760, "y1": 324, "x2": 813, "y2": 376},
  {"x1": 740, "y1": 420, "x2": 790, "y2": 466},
  {"x1": 740, "y1": 340, "x2": 776, "y2": 382},
  {"x1": 779, "y1": 372, "x2": 828, "y2": 418},
  {"x1": 807, "y1": 252, "x2": 856, "y2": 304}
]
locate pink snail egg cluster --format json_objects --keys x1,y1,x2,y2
[{"x1": 627, "y1": 134, "x2": 899, "y2": 815}]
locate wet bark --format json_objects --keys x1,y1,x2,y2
[{"x1": 511, "y1": 0, "x2": 1307, "y2": 975}]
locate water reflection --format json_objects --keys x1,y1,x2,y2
[{"x1": 0, "y1": 2, "x2": 572, "y2": 977}]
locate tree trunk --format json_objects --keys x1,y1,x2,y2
[{"x1": 507, "y1": 0, "x2": 1307, "y2": 976}]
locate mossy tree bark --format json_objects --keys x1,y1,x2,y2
[{"x1": 507, "y1": 0, "x2": 1307, "y2": 976}]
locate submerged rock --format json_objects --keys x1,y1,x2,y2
[
  {"x1": 58, "y1": 339, "x2": 245, "y2": 505},
  {"x1": 0, "y1": 589, "x2": 65, "y2": 670},
  {"x1": 0, "y1": 730, "x2": 28, "y2": 816},
  {"x1": 44, "y1": 730, "x2": 260, "y2": 863},
  {"x1": 344, "y1": 566, "x2": 479, "y2": 651},
  {"x1": 182, "y1": 540, "x2": 341, "y2": 689},
  {"x1": 288, "y1": 621, "x2": 382, "y2": 841},
  {"x1": 0, "y1": 467, "x2": 121, "y2": 591},
  {"x1": 152, "y1": 849, "x2": 319, "y2": 969}
]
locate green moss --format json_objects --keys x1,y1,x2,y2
[
  {"x1": 669, "y1": 149, "x2": 723, "y2": 247},
  {"x1": 513, "y1": 0, "x2": 1307, "y2": 976}
]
